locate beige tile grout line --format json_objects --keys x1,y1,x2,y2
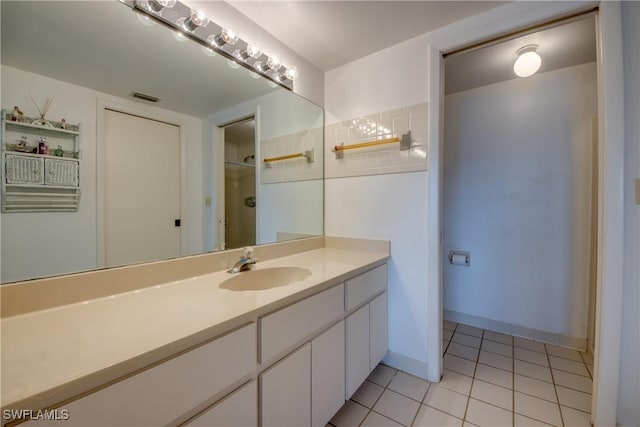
[
  {"x1": 512, "y1": 333, "x2": 516, "y2": 427},
  {"x1": 461, "y1": 327, "x2": 485, "y2": 426},
  {"x1": 579, "y1": 351, "x2": 594, "y2": 380},
  {"x1": 357, "y1": 369, "x2": 397, "y2": 427},
  {"x1": 544, "y1": 343, "x2": 566, "y2": 427}
]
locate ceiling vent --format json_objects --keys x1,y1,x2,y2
[{"x1": 130, "y1": 92, "x2": 160, "y2": 103}]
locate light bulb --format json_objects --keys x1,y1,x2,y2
[
  {"x1": 177, "y1": 9, "x2": 209, "y2": 32},
  {"x1": 249, "y1": 71, "x2": 260, "y2": 79},
  {"x1": 266, "y1": 55, "x2": 281, "y2": 71},
  {"x1": 246, "y1": 44, "x2": 261, "y2": 59},
  {"x1": 284, "y1": 66, "x2": 298, "y2": 81},
  {"x1": 227, "y1": 59, "x2": 241, "y2": 69},
  {"x1": 514, "y1": 46, "x2": 542, "y2": 78},
  {"x1": 255, "y1": 55, "x2": 281, "y2": 73},
  {"x1": 234, "y1": 43, "x2": 262, "y2": 61},
  {"x1": 213, "y1": 28, "x2": 239, "y2": 47},
  {"x1": 143, "y1": 0, "x2": 176, "y2": 13}
]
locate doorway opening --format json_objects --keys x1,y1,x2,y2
[
  {"x1": 440, "y1": 12, "x2": 598, "y2": 423},
  {"x1": 221, "y1": 117, "x2": 257, "y2": 250}
]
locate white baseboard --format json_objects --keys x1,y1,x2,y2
[
  {"x1": 444, "y1": 309, "x2": 587, "y2": 351},
  {"x1": 383, "y1": 351, "x2": 431, "y2": 381}
]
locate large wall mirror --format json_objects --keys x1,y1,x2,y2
[{"x1": 1, "y1": 1, "x2": 324, "y2": 283}]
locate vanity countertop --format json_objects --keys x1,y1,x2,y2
[{"x1": 0, "y1": 240, "x2": 389, "y2": 411}]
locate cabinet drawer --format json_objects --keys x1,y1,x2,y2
[
  {"x1": 260, "y1": 284, "x2": 344, "y2": 363},
  {"x1": 345, "y1": 264, "x2": 387, "y2": 310},
  {"x1": 185, "y1": 380, "x2": 257, "y2": 427},
  {"x1": 26, "y1": 323, "x2": 257, "y2": 426}
]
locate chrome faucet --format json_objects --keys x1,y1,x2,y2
[{"x1": 227, "y1": 247, "x2": 258, "y2": 274}]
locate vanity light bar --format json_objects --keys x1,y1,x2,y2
[{"x1": 132, "y1": 0, "x2": 297, "y2": 90}]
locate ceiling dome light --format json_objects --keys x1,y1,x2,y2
[{"x1": 514, "y1": 45, "x2": 542, "y2": 78}]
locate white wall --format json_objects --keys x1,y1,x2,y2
[
  {"x1": 443, "y1": 63, "x2": 597, "y2": 343},
  {"x1": 324, "y1": 0, "x2": 599, "y2": 379},
  {"x1": 325, "y1": 38, "x2": 431, "y2": 376},
  {"x1": 1, "y1": 66, "x2": 203, "y2": 282},
  {"x1": 617, "y1": 2, "x2": 640, "y2": 425}
]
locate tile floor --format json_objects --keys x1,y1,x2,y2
[{"x1": 329, "y1": 321, "x2": 594, "y2": 427}]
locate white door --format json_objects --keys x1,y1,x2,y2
[{"x1": 104, "y1": 109, "x2": 181, "y2": 267}]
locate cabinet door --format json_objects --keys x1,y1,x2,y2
[
  {"x1": 44, "y1": 158, "x2": 79, "y2": 187},
  {"x1": 370, "y1": 292, "x2": 388, "y2": 371},
  {"x1": 185, "y1": 381, "x2": 257, "y2": 426},
  {"x1": 312, "y1": 321, "x2": 345, "y2": 427},
  {"x1": 345, "y1": 304, "x2": 370, "y2": 399},
  {"x1": 5, "y1": 154, "x2": 44, "y2": 184},
  {"x1": 261, "y1": 343, "x2": 311, "y2": 427}
]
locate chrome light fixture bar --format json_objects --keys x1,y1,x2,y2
[{"x1": 132, "y1": 0, "x2": 297, "y2": 90}]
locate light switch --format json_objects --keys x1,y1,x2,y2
[
  {"x1": 205, "y1": 196, "x2": 212, "y2": 207},
  {"x1": 636, "y1": 178, "x2": 640, "y2": 205}
]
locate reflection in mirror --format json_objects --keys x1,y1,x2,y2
[
  {"x1": 1, "y1": 1, "x2": 324, "y2": 283},
  {"x1": 223, "y1": 118, "x2": 257, "y2": 249}
]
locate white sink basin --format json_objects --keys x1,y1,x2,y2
[{"x1": 219, "y1": 266, "x2": 312, "y2": 291}]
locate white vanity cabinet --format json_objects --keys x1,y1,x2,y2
[
  {"x1": 260, "y1": 319, "x2": 346, "y2": 427},
  {"x1": 16, "y1": 262, "x2": 388, "y2": 427},
  {"x1": 259, "y1": 264, "x2": 387, "y2": 426},
  {"x1": 345, "y1": 264, "x2": 388, "y2": 398},
  {"x1": 23, "y1": 323, "x2": 257, "y2": 426}
]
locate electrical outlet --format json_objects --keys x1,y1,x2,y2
[
  {"x1": 636, "y1": 178, "x2": 640, "y2": 205},
  {"x1": 205, "y1": 196, "x2": 212, "y2": 207}
]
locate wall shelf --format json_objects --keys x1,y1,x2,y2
[{"x1": 1, "y1": 109, "x2": 82, "y2": 212}]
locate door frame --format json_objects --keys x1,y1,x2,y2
[
  {"x1": 426, "y1": 2, "x2": 625, "y2": 425},
  {"x1": 96, "y1": 100, "x2": 187, "y2": 268},
  {"x1": 206, "y1": 105, "x2": 261, "y2": 252}
]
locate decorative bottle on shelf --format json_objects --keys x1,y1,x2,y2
[
  {"x1": 38, "y1": 137, "x2": 48, "y2": 155},
  {"x1": 54, "y1": 145, "x2": 64, "y2": 157}
]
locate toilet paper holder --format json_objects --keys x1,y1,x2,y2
[{"x1": 448, "y1": 250, "x2": 470, "y2": 266}]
